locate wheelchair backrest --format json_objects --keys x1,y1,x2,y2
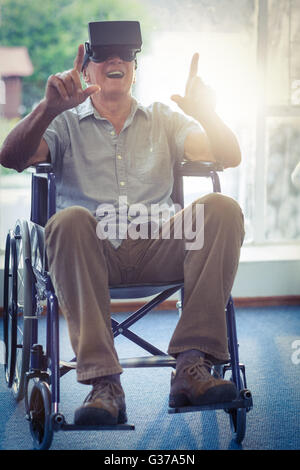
[{"x1": 30, "y1": 160, "x2": 222, "y2": 226}]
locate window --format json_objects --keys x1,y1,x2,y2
[
  {"x1": 135, "y1": 0, "x2": 300, "y2": 245},
  {"x1": 1, "y1": 0, "x2": 300, "y2": 252}
]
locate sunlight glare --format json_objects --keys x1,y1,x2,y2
[{"x1": 137, "y1": 31, "x2": 257, "y2": 127}]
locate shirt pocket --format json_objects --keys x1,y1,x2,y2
[{"x1": 129, "y1": 146, "x2": 172, "y2": 183}]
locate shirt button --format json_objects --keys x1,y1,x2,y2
[
  {"x1": 120, "y1": 181, "x2": 125, "y2": 186},
  {"x1": 110, "y1": 130, "x2": 116, "y2": 136},
  {"x1": 117, "y1": 155, "x2": 122, "y2": 160}
]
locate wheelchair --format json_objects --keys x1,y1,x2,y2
[{"x1": 2, "y1": 159, "x2": 253, "y2": 450}]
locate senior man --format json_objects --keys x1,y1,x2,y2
[{"x1": 0, "y1": 21, "x2": 244, "y2": 426}]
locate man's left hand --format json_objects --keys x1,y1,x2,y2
[{"x1": 171, "y1": 53, "x2": 215, "y2": 121}]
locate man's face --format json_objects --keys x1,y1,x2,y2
[{"x1": 84, "y1": 54, "x2": 136, "y2": 99}]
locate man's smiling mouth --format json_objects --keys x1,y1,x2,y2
[{"x1": 106, "y1": 71, "x2": 125, "y2": 79}]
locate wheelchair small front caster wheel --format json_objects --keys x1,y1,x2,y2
[
  {"x1": 229, "y1": 407, "x2": 246, "y2": 444},
  {"x1": 28, "y1": 380, "x2": 53, "y2": 450}
]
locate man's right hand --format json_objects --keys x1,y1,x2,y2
[{"x1": 43, "y1": 44, "x2": 100, "y2": 116}]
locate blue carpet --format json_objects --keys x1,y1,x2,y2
[{"x1": 0, "y1": 306, "x2": 299, "y2": 450}]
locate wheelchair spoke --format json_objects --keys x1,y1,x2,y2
[
  {"x1": 17, "y1": 243, "x2": 25, "y2": 305},
  {"x1": 17, "y1": 271, "x2": 25, "y2": 297},
  {"x1": 17, "y1": 324, "x2": 24, "y2": 337}
]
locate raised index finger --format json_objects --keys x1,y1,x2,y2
[
  {"x1": 188, "y1": 52, "x2": 199, "y2": 81},
  {"x1": 185, "y1": 52, "x2": 199, "y2": 95},
  {"x1": 73, "y1": 44, "x2": 85, "y2": 72}
]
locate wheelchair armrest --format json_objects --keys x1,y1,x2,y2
[
  {"x1": 30, "y1": 163, "x2": 56, "y2": 226},
  {"x1": 171, "y1": 161, "x2": 223, "y2": 201},
  {"x1": 33, "y1": 163, "x2": 54, "y2": 174},
  {"x1": 177, "y1": 160, "x2": 223, "y2": 177}
]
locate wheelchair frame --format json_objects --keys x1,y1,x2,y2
[{"x1": 2, "y1": 160, "x2": 253, "y2": 450}]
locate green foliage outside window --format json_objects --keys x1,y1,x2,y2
[
  {"x1": 0, "y1": 0, "x2": 151, "y2": 176},
  {"x1": 0, "y1": 0, "x2": 150, "y2": 114}
]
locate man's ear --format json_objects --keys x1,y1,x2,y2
[
  {"x1": 133, "y1": 64, "x2": 137, "y2": 84},
  {"x1": 82, "y1": 67, "x2": 90, "y2": 84}
]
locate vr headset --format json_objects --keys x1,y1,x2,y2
[{"x1": 82, "y1": 21, "x2": 142, "y2": 70}]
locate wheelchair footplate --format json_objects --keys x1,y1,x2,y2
[
  {"x1": 168, "y1": 388, "x2": 253, "y2": 444},
  {"x1": 168, "y1": 388, "x2": 253, "y2": 414},
  {"x1": 56, "y1": 423, "x2": 135, "y2": 432}
]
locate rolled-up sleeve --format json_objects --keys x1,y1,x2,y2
[
  {"x1": 43, "y1": 115, "x2": 69, "y2": 170},
  {"x1": 160, "y1": 105, "x2": 203, "y2": 162}
]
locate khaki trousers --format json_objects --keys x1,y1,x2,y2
[{"x1": 45, "y1": 193, "x2": 245, "y2": 383}]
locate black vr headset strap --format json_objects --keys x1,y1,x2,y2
[{"x1": 82, "y1": 42, "x2": 92, "y2": 71}]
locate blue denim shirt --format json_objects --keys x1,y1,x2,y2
[{"x1": 43, "y1": 97, "x2": 201, "y2": 247}]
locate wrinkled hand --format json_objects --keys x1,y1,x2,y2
[
  {"x1": 171, "y1": 53, "x2": 215, "y2": 120},
  {"x1": 44, "y1": 44, "x2": 100, "y2": 116}
]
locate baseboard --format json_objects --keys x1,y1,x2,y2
[
  {"x1": 1, "y1": 296, "x2": 299, "y2": 317},
  {"x1": 232, "y1": 296, "x2": 300, "y2": 308},
  {"x1": 110, "y1": 296, "x2": 300, "y2": 312}
]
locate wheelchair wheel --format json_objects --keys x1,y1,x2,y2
[
  {"x1": 3, "y1": 231, "x2": 15, "y2": 387},
  {"x1": 28, "y1": 380, "x2": 53, "y2": 450},
  {"x1": 3, "y1": 220, "x2": 33, "y2": 400}
]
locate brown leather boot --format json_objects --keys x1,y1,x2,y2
[
  {"x1": 74, "y1": 379, "x2": 127, "y2": 425},
  {"x1": 169, "y1": 356, "x2": 237, "y2": 407}
]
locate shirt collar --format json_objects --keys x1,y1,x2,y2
[{"x1": 76, "y1": 97, "x2": 148, "y2": 122}]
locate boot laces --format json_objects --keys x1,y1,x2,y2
[
  {"x1": 84, "y1": 381, "x2": 121, "y2": 404},
  {"x1": 182, "y1": 357, "x2": 216, "y2": 381}
]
